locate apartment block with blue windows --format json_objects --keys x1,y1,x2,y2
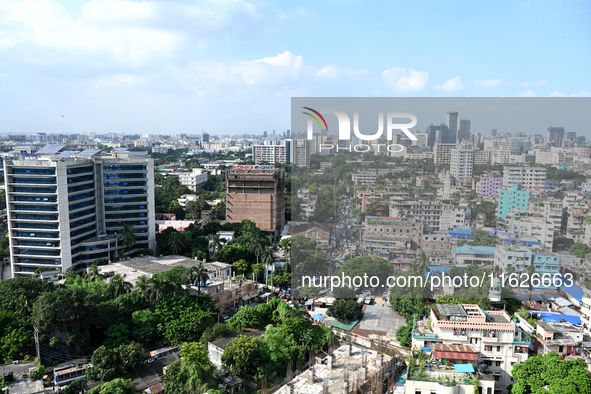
[
  {"x1": 497, "y1": 184, "x2": 531, "y2": 219},
  {"x1": 494, "y1": 244, "x2": 560, "y2": 289}
]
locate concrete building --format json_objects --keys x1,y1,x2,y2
[
  {"x1": 362, "y1": 216, "x2": 423, "y2": 252},
  {"x1": 535, "y1": 321, "x2": 579, "y2": 358},
  {"x1": 503, "y1": 166, "x2": 547, "y2": 191},
  {"x1": 547, "y1": 127, "x2": 565, "y2": 147},
  {"x1": 458, "y1": 117, "x2": 471, "y2": 141},
  {"x1": 535, "y1": 151, "x2": 564, "y2": 167},
  {"x1": 474, "y1": 149, "x2": 493, "y2": 165},
  {"x1": 494, "y1": 244, "x2": 559, "y2": 286},
  {"x1": 497, "y1": 185, "x2": 531, "y2": 219},
  {"x1": 3, "y1": 145, "x2": 156, "y2": 278},
  {"x1": 476, "y1": 174, "x2": 503, "y2": 197},
  {"x1": 226, "y1": 165, "x2": 285, "y2": 239},
  {"x1": 412, "y1": 304, "x2": 529, "y2": 394},
  {"x1": 439, "y1": 203, "x2": 470, "y2": 232},
  {"x1": 179, "y1": 168, "x2": 208, "y2": 191},
  {"x1": 389, "y1": 199, "x2": 443, "y2": 232},
  {"x1": 252, "y1": 143, "x2": 288, "y2": 164},
  {"x1": 492, "y1": 147, "x2": 512, "y2": 165},
  {"x1": 290, "y1": 139, "x2": 311, "y2": 167},
  {"x1": 453, "y1": 245, "x2": 496, "y2": 267},
  {"x1": 450, "y1": 148, "x2": 474, "y2": 185},
  {"x1": 505, "y1": 213, "x2": 555, "y2": 249},
  {"x1": 433, "y1": 143, "x2": 456, "y2": 165}
]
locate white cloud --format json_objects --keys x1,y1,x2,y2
[
  {"x1": 93, "y1": 74, "x2": 146, "y2": 88},
  {"x1": 474, "y1": 79, "x2": 503, "y2": 88},
  {"x1": 0, "y1": 0, "x2": 260, "y2": 65},
  {"x1": 382, "y1": 68, "x2": 429, "y2": 92},
  {"x1": 316, "y1": 65, "x2": 341, "y2": 79},
  {"x1": 518, "y1": 90, "x2": 537, "y2": 97},
  {"x1": 549, "y1": 91, "x2": 566, "y2": 97},
  {"x1": 521, "y1": 79, "x2": 549, "y2": 88},
  {"x1": 548, "y1": 91, "x2": 591, "y2": 97},
  {"x1": 434, "y1": 77, "x2": 464, "y2": 92}
]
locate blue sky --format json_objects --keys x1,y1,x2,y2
[{"x1": 0, "y1": 0, "x2": 589, "y2": 135}]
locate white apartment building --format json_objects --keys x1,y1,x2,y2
[
  {"x1": 389, "y1": 199, "x2": 442, "y2": 231},
  {"x1": 528, "y1": 200, "x2": 563, "y2": 236},
  {"x1": 290, "y1": 139, "x2": 310, "y2": 167},
  {"x1": 450, "y1": 148, "x2": 474, "y2": 185},
  {"x1": 252, "y1": 144, "x2": 288, "y2": 164},
  {"x1": 439, "y1": 203, "x2": 469, "y2": 232},
  {"x1": 151, "y1": 145, "x2": 176, "y2": 154},
  {"x1": 412, "y1": 304, "x2": 529, "y2": 394},
  {"x1": 535, "y1": 151, "x2": 564, "y2": 167},
  {"x1": 474, "y1": 149, "x2": 493, "y2": 165},
  {"x1": 179, "y1": 168, "x2": 208, "y2": 191},
  {"x1": 492, "y1": 147, "x2": 512, "y2": 164},
  {"x1": 506, "y1": 213, "x2": 555, "y2": 249},
  {"x1": 503, "y1": 166, "x2": 547, "y2": 191},
  {"x1": 4, "y1": 145, "x2": 156, "y2": 278}
]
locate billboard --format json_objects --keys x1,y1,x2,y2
[{"x1": 232, "y1": 165, "x2": 275, "y2": 170}]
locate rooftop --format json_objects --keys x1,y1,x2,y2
[{"x1": 454, "y1": 245, "x2": 497, "y2": 255}]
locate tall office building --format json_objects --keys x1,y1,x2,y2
[
  {"x1": 3, "y1": 145, "x2": 156, "y2": 279},
  {"x1": 202, "y1": 131, "x2": 210, "y2": 144},
  {"x1": 226, "y1": 166, "x2": 285, "y2": 239},
  {"x1": 290, "y1": 139, "x2": 311, "y2": 167},
  {"x1": 446, "y1": 111, "x2": 459, "y2": 141},
  {"x1": 458, "y1": 118, "x2": 471, "y2": 141},
  {"x1": 491, "y1": 128, "x2": 497, "y2": 137},
  {"x1": 439, "y1": 124, "x2": 456, "y2": 144},
  {"x1": 263, "y1": 131, "x2": 268, "y2": 138},
  {"x1": 547, "y1": 127, "x2": 565, "y2": 147},
  {"x1": 424, "y1": 124, "x2": 439, "y2": 147},
  {"x1": 449, "y1": 148, "x2": 474, "y2": 185}
]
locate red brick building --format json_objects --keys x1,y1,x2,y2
[{"x1": 226, "y1": 166, "x2": 285, "y2": 239}]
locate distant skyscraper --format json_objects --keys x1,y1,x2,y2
[
  {"x1": 491, "y1": 129, "x2": 497, "y2": 137},
  {"x1": 446, "y1": 111, "x2": 459, "y2": 141},
  {"x1": 286, "y1": 129, "x2": 291, "y2": 138},
  {"x1": 263, "y1": 131, "x2": 268, "y2": 138},
  {"x1": 440, "y1": 124, "x2": 455, "y2": 144},
  {"x1": 547, "y1": 127, "x2": 565, "y2": 147},
  {"x1": 566, "y1": 131, "x2": 577, "y2": 141},
  {"x1": 290, "y1": 139, "x2": 310, "y2": 167},
  {"x1": 458, "y1": 118, "x2": 471, "y2": 141},
  {"x1": 202, "y1": 131, "x2": 210, "y2": 144},
  {"x1": 424, "y1": 124, "x2": 439, "y2": 147}
]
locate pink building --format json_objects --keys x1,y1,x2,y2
[{"x1": 479, "y1": 174, "x2": 503, "y2": 197}]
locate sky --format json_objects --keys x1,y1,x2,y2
[{"x1": 0, "y1": 0, "x2": 590, "y2": 136}]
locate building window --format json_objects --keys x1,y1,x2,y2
[
  {"x1": 214, "y1": 298, "x2": 219, "y2": 304},
  {"x1": 485, "y1": 345, "x2": 493, "y2": 352},
  {"x1": 236, "y1": 290, "x2": 241, "y2": 296},
  {"x1": 495, "y1": 361, "x2": 501, "y2": 367},
  {"x1": 497, "y1": 346, "x2": 501, "y2": 352},
  {"x1": 559, "y1": 346, "x2": 564, "y2": 353},
  {"x1": 227, "y1": 294, "x2": 231, "y2": 300},
  {"x1": 493, "y1": 375, "x2": 500, "y2": 382}
]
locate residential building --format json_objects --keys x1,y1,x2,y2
[
  {"x1": 389, "y1": 199, "x2": 443, "y2": 232},
  {"x1": 252, "y1": 143, "x2": 288, "y2": 164},
  {"x1": 412, "y1": 304, "x2": 530, "y2": 394},
  {"x1": 419, "y1": 233, "x2": 453, "y2": 252},
  {"x1": 474, "y1": 149, "x2": 493, "y2": 165},
  {"x1": 494, "y1": 244, "x2": 560, "y2": 288},
  {"x1": 534, "y1": 321, "x2": 579, "y2": 359},
  {"x1": 290, "y1": 139, "x2": 311, "y2": 167},
  {"x1": 226, "y1": 166, "x2": 285, "y2": 239},
  {"x1": 291, "y1": 221, "x2": 331, "y2": 245},
  {"x1": 362, "y1": 216, "x2": 423, "y2": 252},
  {"x1": 528, "y1": 200, "x2": 563, "y2": 236},
  {"x1": 439, "y1": 203, "x2": 470, "y2": 232},
  {"x1": 179, "y1": 168, "x2": 208, "y2": 191},
  {"x1": 492, "y1": 147, "x2": 512, "y2": 164},
  {"x1": 151, "y1": 145, "x2": 176, "y2": 154},
  {"x1": 453, "y1": 245, "x2": 496, "y2": 266},
  {"x1": 476, "y1": 174, "x2": 503, "y2": 197},
  {"x1": 3, "y1": 145, "x2": 156, "y2": 278},
  {"x1": 503, "y1": 166, "x2": 547, "y2": 191},
  {"x1": 433, "y1": 143, "x2": 456, "y2": 165},
  {"x1": 535, "y1": 151, "x2": 564, "y2": 167},
  {"x1": 197, "y1": 275, "x2": 259, "y2": 317},
  {"x1": 450, "y1": 148, "x2": 474, "y2": 185},
  {"x1": 497, "y1": 185, "x2": 531, "y2": 219},
  {"x1": 564, "y1": 206, "x2": 588, "y2": 242},
  {"x1": 505, "y1": 213, "x2": 554, "y2": 249}
]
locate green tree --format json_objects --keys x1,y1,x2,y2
[
  {"x1": 395, "y1": 322, "x2": 412, "y2": 347},
  {"x1": 107, "y1": 274, "x2": 132, "y2": 299},
  {"x1": 103, "y1": 323, "x2": 131, "y2": 349},
  {"x1": 326, "y1": 299, "x2": 363, "y2": 324},
  {"x1": 179, "y1": 342, "x2": 209, "y2": 365},
  {"x1": 188, "y1": 262, "x2": 209, "y2": 294},
  {"x1": 29, "y1": 364, "x2": 45, "y2": 380},
  {"x1": 222, "y1": 335, "x2": 265, "y2": 378},
  {"x1": 0, "y1": 277, "x2": 55, "y2": 313},
  {"x1": 168, "y1": 232, "x2": 185, "y2": 255},
  {"x1": 511, "y1": 351, "x2": 591, "y2": 394},
  {"x1": 234, "y1": 259, "x2": 249, "y2": 276},
  {"x1": 569, "y1": 242, "x2": 591, "y2": 259},
  {"x1": 87, "y1": 342, "x2": 148, "y2": 382},
  {"x1": 467, "y1": 229, "x2": 496, "y2": 247},
  {"x1": 87, "y1": 378, "x2": 135, "y2": 394},
  {"x1": 119, "y1": 223, "x2": 137, "y2": 253},
  {"x1": 278, "y1": 237, "x2": 291, "y2": 261}
]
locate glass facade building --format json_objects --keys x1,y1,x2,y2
[{"x1": 3, "y1": 146, "x2": 155, "y2": 278}]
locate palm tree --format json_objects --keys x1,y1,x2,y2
[
  {"x1": 278, "y1": 238, "x2": 291, "y2": 261},
  {"x1": 119, "y1": 223, "x2": 137, "y2": 253},
  {"x1": 169, "y1": 232, "x2": 184, "y2": 255},
  {"x1": 16, "y1": 295, "x2": 30, "y2": 315},
  {"x1": 412, "y1": 252, "x2": 429, "y2": 276},
  {"x1": 86, "y1": 264, "x2": 104, "y2": 282},
  {"x1": 136, "y1": 275, "x2": 148, "y2": 301},
  {"x1": 250, "y1": 239, "x2": 265, "y2": 265},
  {"x1": 189, "y1": 262, "x2": 209, "y2": 294},
  {"x1": 146, "y1": 275, "x2": 174, "y2": 304},
  {"x1": 261, "y1": 247, "x2": 275, "y2": 286},
  {"x1": 107, "y1": 273, "x2": 132, "y2": 299},
  {"x1": 210, "y1": 233, "x2": 227, "y2": 255}
]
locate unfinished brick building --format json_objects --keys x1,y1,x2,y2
[{"x1": 226, "y1": 166, "x2": 285, "y2": 240}]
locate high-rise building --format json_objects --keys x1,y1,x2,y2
[
  {"x1": 458, "y1": 118, "x2": 471, "y2": 141},
  {"x1": 263, "y1": 131, "x2": 268, "y2": 138},
  {"x1": 252, "y1": 143, "x2": 288, "y2": 164},
  {"x1": 3, "y1": 145, "x2": 156, "y2": 279},
  {"x1": 491, "y1": 128, "x2": 497, "y2": 137},
  {"x1": 566, "y1": 131, "x2": 577, "y2": 141},
  {"x1": 424, "y1": 124, "x2": 439, "y2": 147},
  {"x1": 439, "y1": 124, "x2": 456, "y2": 144},
  {"x1": 547, "y1": 127, "x2": 565, "y2": 147},
  {"x1": 433, "y1": 143, "x2": 456, "y2": 165},
  {"x1": 286, "y1": 129, "x2": 291, "y2": 138},
  {"x1": 179, "y1": 168, "x2": 208, "y2": 191},
  {"x1": 202, "y1": 131, "x2": 210, "y2": 144},
  {"x1": 290, "y1": 139, "x2": 310, "y2": 167},
  {"x1": 226, "y1": 166, "x2": 285, "y2": 239},
  {"x1": 446, "y1": 111, "x2": 458, "y2": 141},
  {"x1": 449, "y1": 148, "x2": 474, "y2": 185}
]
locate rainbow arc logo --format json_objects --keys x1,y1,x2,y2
[{"x1": 302, "y1": 107, "x2": 328, "y2": 132}]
